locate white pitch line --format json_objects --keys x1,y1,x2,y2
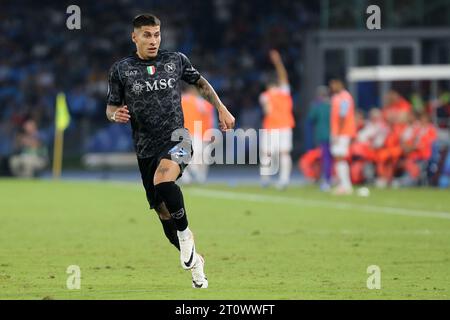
[{"x1": 186, "y1": 188, "x2": 450, "y2": 220}]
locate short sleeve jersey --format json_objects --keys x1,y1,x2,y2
[
  {"x1": 259, "y1": 85, "x2": 295, "y2": 130},
  {"x1": 107, "y1": 50, "x2": 201, "y2": 158},
  {"x1": 330, "y1": 89, "x2": 356, "y2": 137}
]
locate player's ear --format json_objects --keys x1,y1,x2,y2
[{"x1": 131, "y1": 31, "x2": 137, "y2": 44}]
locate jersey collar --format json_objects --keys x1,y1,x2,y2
[{"x1": 132, "y1": 50, "x2": 166, "y2": 62}]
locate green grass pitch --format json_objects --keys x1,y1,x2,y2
[{"x1": 0, "y1": 179, "x2": 449, "y2": 300}]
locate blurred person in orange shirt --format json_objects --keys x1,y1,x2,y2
[
  {"x1": 399, "y1": 113, "x2": 438, "y2": 186},
  {"x1": 298, "y1": 147, "x2": 322, "y2": 182},
  {"x1": 355, "y1": 109, "x2": 365, "y2": 132},
  {"x1": 382, "y1": 89, "x2": 412, "y2": 124},
  {"x1": 259, "y1": 49, "x2": 295, "y2": 189},
  {"x1": 349, "y1": 108, "x2": 366, "y2": 184},
  {"x1": 350, "y1": 108, "x2": 389, "y2": 184},
  {"x1": 329, "y1": 78, "x2": 356, "y2": 195},
  {"x1": 181, "y1": 86, "x2": 215, "y2": 184},
  {"x1": 374, "y1": 112, "x2": 412, "y2": 187},
  {"x1": 354, "y1": 108, "x2": 389, "y2": 160}
]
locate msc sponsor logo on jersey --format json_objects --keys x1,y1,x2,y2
[{"x1": 131, "y1": 78, "x2": 176, "y2": 95}]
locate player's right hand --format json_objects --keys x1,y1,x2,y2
[
  {"x1": 269, "y1": 49, "x2": 282, "y2": 64},
  {"x1": 112, "y1": 105, "x2": 130, "y2": 123},
  {"x1": 218, "y1": 106, "x2": 235, "y2": 131}
]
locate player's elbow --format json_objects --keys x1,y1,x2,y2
[{"x1": 195, "y1": 76, "x2": 208, "y2": 89}]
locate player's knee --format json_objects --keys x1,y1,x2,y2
[
  {"x1": 154, "y1": 161, "x2": 180, "y2": 184},
  {"x1": 154, "y1": 181, "x2": 180, "y2": 201},
  {"x1": 154, "y1": 167, "x2": 170, "y2": 184},
  {"x1": 154, "y1": 181, "x2": 185, "y2": 219}
]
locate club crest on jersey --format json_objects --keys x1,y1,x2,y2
[
  {"x1": 147, "y1": 66, "x2": 156, "y2": 75},
  {"x1": 164, "y1": 63, "x2": 176, "y2": 73}
]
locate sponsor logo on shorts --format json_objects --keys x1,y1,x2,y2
[{"x1": 171, "y1": 208, "x2": 185, "y2": 219}]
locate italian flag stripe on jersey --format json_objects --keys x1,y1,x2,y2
[{"x1": 147, "y1": 66, "x2": 156, "y2": 75}]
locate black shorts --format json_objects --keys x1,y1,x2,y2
[{"x1": 138, "y1": 139, "x2": 193, "y2": 210}]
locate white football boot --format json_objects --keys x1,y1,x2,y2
[
  {"x1": 191, "y1": 254, "x2": 208, "y2": 289},
  {"x1": 178, "y1": 229, "x2": 198, "y2": 270}
]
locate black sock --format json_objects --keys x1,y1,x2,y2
[
  {"x1": 154, "y1": 182, "x2": 188, "y2": 231},
  {"x1": 159, "y1": 218, "x2": 180, "y2": 250}
]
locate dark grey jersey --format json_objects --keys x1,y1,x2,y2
[{"x1": 106, "y1": 50, "x2": 201, "y2": 158}]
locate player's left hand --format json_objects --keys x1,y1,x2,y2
[{"x1": 218, "y1": 106, "x2": 235, "y2": 131}]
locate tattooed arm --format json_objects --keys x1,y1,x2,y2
[{"x1": 195, "y1": 76, "x2": 235, "y2": 131}]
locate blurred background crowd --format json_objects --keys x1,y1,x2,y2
[
  {"x1": 0, "y1": 0, "x2": 449, "y2": 188},
  {"x1": 302, "y1": 87, "x2": 449, "y2": 189}
]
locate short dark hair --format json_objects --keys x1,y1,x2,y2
[
  {"x1": 329, "y1": 78, "x2": 345, "y2": 87},
  {"x1": 133, "y1": 14, "x2": 161, "y2": 29}
]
